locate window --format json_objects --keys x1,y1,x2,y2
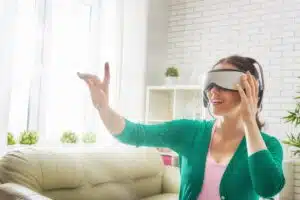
[
  {"x1": 41, "y1": 0, "x2": 96, "y2": 144},
  {"x1": 7, "y1": 0, "x2": 37, "y2": 138},
  {"x1": 7, "y1": 0, "x2": 121, "y2": 148}
]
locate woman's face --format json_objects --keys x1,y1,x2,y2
[{"x1": 207, "y1": 62, "x2": 242, "y2": 117}]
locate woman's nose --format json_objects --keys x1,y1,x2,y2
[{"x1": 210, "y1": 85, "x2": 221, "y2": 94}]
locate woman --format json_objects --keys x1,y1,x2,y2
[{"x1": 77, "y1": 55, "x2": 285, "y2": 200}]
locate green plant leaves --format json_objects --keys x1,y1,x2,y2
[
  {"x1": 282, "y1": 76, "x2": 300, "y2": 155},
  {"x1": 165, "y1": 66, "x2": 179, "y2": 77},
  {"x1": 60, "y1": 131, "x2": 78, "y2": 144},
  {"x1": 7, "y1": 132, "x2": 16, "y2": 145},
  {"x1": 282, "y1": 107, "x2": 300, "y2": 126},
  {"x1": 19, "y1": 130, "x2": 39, "y2": 145},
  {"x1": 282, "y1": 132, "x2": 300, "y2": 147},
  {"x1": 60, "y1": 131, "x2": 97, "y2": 144},
  {"x1": 7, "y1": 130, "x2": 98, "y2": 145},
  {"x1": 81, "y1": 132, "x2": 96, "y2": 143}
]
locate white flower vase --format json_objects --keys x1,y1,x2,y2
[{"x1": 165, "y1": 77, "x2": 178, "y2": 85}]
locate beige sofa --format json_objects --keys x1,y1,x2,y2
[
  {"x1": 0, "y1": 146, "x2": 180, "y2": 200},
  {"x1": 279, "y1": 159, "x2": 300, "y2": 200}
]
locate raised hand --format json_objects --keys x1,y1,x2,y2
[
  {"x1": 77, "y1": 62, "x2": 110, "y2": 110},
  {"x1": 236, "y1": 71, "x2": 259, "y2": 124}
]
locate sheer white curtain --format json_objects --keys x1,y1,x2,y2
[
  {"x1": 39, "y1": 0, "x2": 122, "y2": 146},
  {"x1": 38, "y1": 0, "x2": 96, "y2": 145},
  {"x1": 0, "y1": 0, "x2": 18, "y2": 154},
  {"x1": 7, "y1": 0, "x2": 39, "y2": 136},
  {"x1": 4, "y1": 0, "x2": 122, "y2": 149},
  {"x1": 91, "y1": 0, "x2": 123, "y2": 145}
]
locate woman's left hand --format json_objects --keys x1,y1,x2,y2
[{"x1": 236, "y1": 71, "x2": 259, "y2": 124}]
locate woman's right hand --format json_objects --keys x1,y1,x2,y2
[{"x1": 77, "y1": 62, "x2": 110, "y2": 110}]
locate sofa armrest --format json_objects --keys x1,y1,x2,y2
[
  {"x1": 162, "y1": 166, "x2": 180, "y2": 193},
  {"x1": 279, "y1": 160, "x2": 294, "y2": 200},
  {"x1": 0, "y1": 183, "x2": 52, "y2": 200}
]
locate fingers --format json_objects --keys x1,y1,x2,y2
[
  {"x1": 77, "y1": 62, "x2": 110, "y2": 86},
  {"x1": 236, "y1": 83, "x2": 247, "y2": 102},
  {"x1": 246, "y1": 71, "x2": 255, "y2": 98},
  {"x1": 77, "y1": 72, "x2": 102, "y2": 87},
  {"x1": 77, "y1": 72, "x2": 99, "y2": 81},
  {"x1": 246, "y1": 71, "x2": 259, "y2": 105},
  {"x1": 241, "y1": 73, "x2": 252, "y2": 99},
  {"x1": 103, "y1": 62, "x2": 110, "y2": 84},
  {"x1": 254, "y1": 78, "x2": 259, "y2": 97},
  {"x1": 77, "y1": 72, "x2": 91, "y2": 87},
  {"x1": 82, "y1": 77, "x2": 94, "y2": 89}
]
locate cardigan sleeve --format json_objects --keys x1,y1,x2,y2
[
  {"x1": 248, "y1": 136, "x2": 285, "y2": 198},
  {"x1": 113, "y1": 118, "x2": 201, "y2": 153}
]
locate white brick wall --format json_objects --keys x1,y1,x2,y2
[
  {"x1": 167, "y1": 0, "x2": 300, "y2": 139},
  {"x1": 146, "y1": 0, "x2": 168, "y2": 86}
]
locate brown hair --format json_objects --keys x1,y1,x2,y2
[{"x1": 213, "y1": 55, "x2": 265, "y2": 130}]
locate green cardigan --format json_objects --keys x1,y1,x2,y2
[{"x1": 114, "y1": 118, "x2": 285, "y2": 200}]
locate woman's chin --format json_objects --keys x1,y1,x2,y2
[
  {"x1": 211, "y1": 107, "x2": 228, "y2": 117},
  {"x1": 211, "y1": 106, "x2": 239, "y2": 118}
]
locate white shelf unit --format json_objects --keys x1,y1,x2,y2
[
  {"x1": 145, "y1": 85, "x2": 206, "y2": 123},
  {"x1": 145, "y1": 85, "x2": 207, "y2": 159}
]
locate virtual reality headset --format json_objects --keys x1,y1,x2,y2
[
  {"x1": 203, "y1": 69, "x2": 245, "y2": 91},
  {"x1": 202, "y1": 69, "x2": 246, "y2": 107}
]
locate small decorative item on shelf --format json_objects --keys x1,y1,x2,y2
[
  {"x1": 60, "y1": 131, "x2": 78, "y2": 144},
  {"x1": 157, "y1": 148, "x2": 178, "y2": 166},
  {"x1": 7, "y1": 132, "x2": 16, "y2": 145},
  {"x1": 81, "y1": 132, "x2": 96, "y2": 144},
  {"x1": 164, "y1": 66, "x2": 179, "y2": 85},
  {"x1": 19, "y1": 130, "x2": 39, "y2": 145},
  {"x1": 161, "y1": 154, "x2": 173, "y2": 166}
]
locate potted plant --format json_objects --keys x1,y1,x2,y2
[
  {"x1": 19, "y1": 130, "x2": 39, "y2": 145},
  {"x1": 60, "y1": 131, "x2": 78, "y2": 144},
  {"x1": 282, "y1": 76, "x2": 300, "y2": 157},
  {"x1": 81, "y1": 132, "x2": 96, "y2": 144},
  {"x1": 164, "y1": 66, "x2": 179, "y2": 85},
  {"x1": 7, "y1": 132, "x2": 16, "y2": 145}
]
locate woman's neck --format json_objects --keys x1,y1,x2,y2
[{"x1": 215, "y1": 115, "x2": 245, "y2": 141}]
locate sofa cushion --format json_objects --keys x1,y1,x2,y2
[
  {"x1": 0, "y1": 146, "x2": 167, "y2": 200},
  {"x1": 39, "y1": 151, "x2": 85, "y2": 190},
  {"x1": 141, "y1": 193, "x2": 178, "y2": 200},
  {"x1": 0, "y1": 148, "x2": 44, "y2": 191}
]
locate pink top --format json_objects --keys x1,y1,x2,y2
[{"x1": 197, "y1": 125, "x2": 228, "y2": 200}]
